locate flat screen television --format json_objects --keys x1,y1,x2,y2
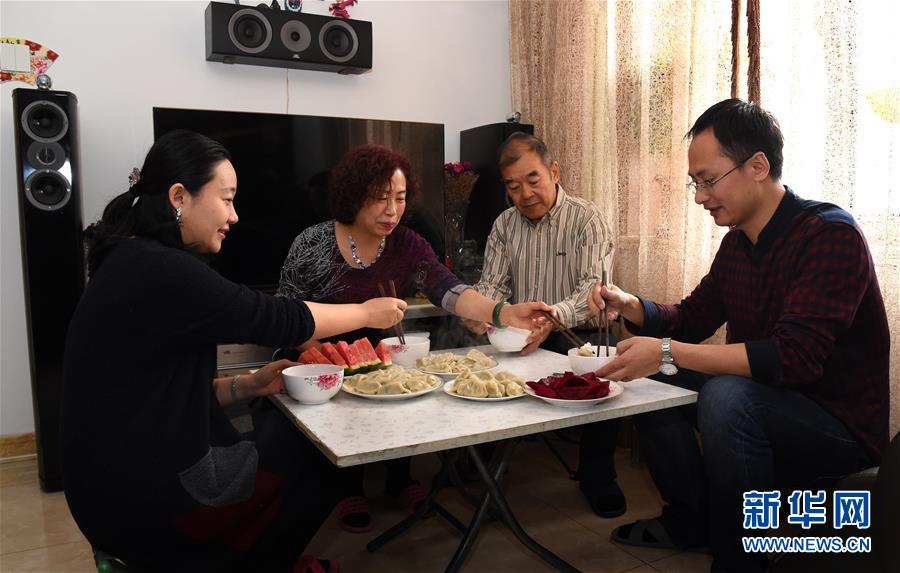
[{"x1": 153, "y1": 108, "x2": 445, "y2": 293}]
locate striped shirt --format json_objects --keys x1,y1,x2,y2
[{"x1": 473, "y1": 185, "x2": 613, "y2": 329}]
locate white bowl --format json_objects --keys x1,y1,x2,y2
[
  {"x1": 405, "y1": 330, "x2": 431, "y2": 339},
  {"x1": 567, "y1": 346, "x2": 617, "y2": 375},
  {"x1": 487, "y1": 325, "x2": 531, "y2": 352},
  {"x1": 282, "y1": 364, "x2": 344, "y2": 404},
  {"x1": 381, "y1": 336, "x2": 430, "y2": 368}
]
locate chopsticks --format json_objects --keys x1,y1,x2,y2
[
  {"x1": 378, "y1": 281, "x2": 406, "y2": 344},
  {"x1": 540, "y1": 310, "x2": 587, "y2": 349},
  {"x1": 599, "y1": 270, "x2": 610, "y2": 357}
]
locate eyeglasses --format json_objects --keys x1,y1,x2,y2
[{"x1": 685, "y1": 155, "x2": 753, "y2": 193}]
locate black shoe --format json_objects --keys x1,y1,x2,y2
[{"x1": 579, "y1": 480, "x2": 626, "y2": 518}]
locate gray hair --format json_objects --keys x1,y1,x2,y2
[{"x1": 498, "y1": 132, "x2": 554, "y2": 169}]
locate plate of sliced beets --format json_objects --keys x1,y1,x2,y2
[{"x1": 524, "y1": 372, "x2": 622, "y2": 408}]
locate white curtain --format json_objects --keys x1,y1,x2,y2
[{"x1": 509, "y1": 0, "x2": 899, "y2": 435}]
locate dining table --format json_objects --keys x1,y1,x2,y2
[{"x1": 270, "y1": 345, "x2": 698, "y2": 573}]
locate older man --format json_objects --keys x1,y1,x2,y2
[
  {"x1": 466, "y1": 132, "x2": 623, "y2": 516},
  {"x1": 591, "y1": 99, "x2": 890, "y2": 573}
]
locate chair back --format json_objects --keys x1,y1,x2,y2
[{"x1": 874, "y1": 431, "x2": 899, "y2": 573}]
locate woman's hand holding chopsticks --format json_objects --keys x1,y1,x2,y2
[{"x1": 361, "y1": 296, "x2": 407, "y2": 329}]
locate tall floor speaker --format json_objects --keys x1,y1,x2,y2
[
  {"x1": 460, "y1": 122, "x2": 534, "y2": 254},
  {"x1": 12, "y1": 88, "x2": 85, "y2": 492}
]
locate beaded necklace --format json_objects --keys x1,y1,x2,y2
[{"x1": 347, "y1": 233, "x2": 385, "y2": 269}]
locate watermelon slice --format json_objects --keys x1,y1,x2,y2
[
  {"x1": 335, "y1": 341, "x2": 355, "y2": 365},
  {"x1": 337, "y1": 340, "x2": 368, "y2": 374},
  {"x1": 353, "y1": 338, "x2": 382, "y2": 369},
  {"x1": 319, "y1": 342, "x2": 347, "y2": 367},
  {"x1": 374, "y1": 340, "x2": 393, "y2": 366},
  {"x1": 299, "y1": 347, "x2": 332, "y2": 365}
]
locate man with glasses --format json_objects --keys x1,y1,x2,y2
[{"x1": 588, "y1": 99, "x2": 889, "y2": 573}]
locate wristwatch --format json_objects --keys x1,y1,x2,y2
[{"x1": 659, "y1": 337, "x2": 678, "y2": 375}]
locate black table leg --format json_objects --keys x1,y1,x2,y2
[
  {"x1": 443, "y1": 442, "x2": 512, "y2": 573},
  {"x1": 370, "y1": 440, "x2": 583, "y2": 573},
  {"x1": 367, "y1": 449, "x2": 465, "y2": 552},
  {"x1": 459, "y1": 441, "x2": 582, "y2": 573}
]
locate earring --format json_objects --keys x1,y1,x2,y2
[{"x1": 175, "y1": 207, "x2": 182, "y2": 223}]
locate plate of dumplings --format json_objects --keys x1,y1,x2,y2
[
  {"x1": 416, "y1": 349, "x2": 499, "y2": 377},
  {"x1": 342, "y1": 366, "x2": 443, "y2": 400},
  {"x1": 443, "y1": 368, "x2": 528, "y2": 402}
]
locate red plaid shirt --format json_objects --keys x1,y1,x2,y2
[{"x1": 636, "y1": 188, "x2": 890, "y2": 464}]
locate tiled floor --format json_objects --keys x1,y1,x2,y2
[{"x1": 0, "y1": 438, "x2": 711, "y2": 572}]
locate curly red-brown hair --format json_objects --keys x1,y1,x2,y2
[{"x1": 328, "y1": 144, "x2": 419, "y2": 224}]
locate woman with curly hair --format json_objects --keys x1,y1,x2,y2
[{"x1": 277, "y1": 144, "x2": 552, "y2": 533}]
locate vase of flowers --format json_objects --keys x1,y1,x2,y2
[{"x1": 443, "y1": 161, "x2": 479, "y2": 270}]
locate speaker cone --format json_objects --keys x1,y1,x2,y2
[
  {"x1": 26, "y1": 142, "x2": 67, "y2": 171},
  {"x1": 281, "y1": 20, "x2": 312, "y2": 53},
  {"x1": 228, "y1": 8, "x2": 272, "y2": 54},
  {"x1": 319, "y1": 20, "x2": 358, "y2": 63},
  {"x1": 24, "y1": 170, "x2": 72, "y2": 211},
  {"x1": 21, "y1": 101, "x2": 69, "y2": 143}
]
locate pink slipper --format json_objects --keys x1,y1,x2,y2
[
  {"x1": 336, "y1": 495, "x2": 372, "y2": 533},
  {"x1": 294, "y1": 555, "x2": 339, "y2": 573},
  {"x1": 397, "y1": 483, "x2": 433, "y2": 516}
]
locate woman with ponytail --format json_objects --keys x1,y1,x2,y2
[{"x1": 62, "y1": 130, "x2": 404, "y2": 572}]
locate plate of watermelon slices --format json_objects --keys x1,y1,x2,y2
[{"x1": 298, "y1": 338, "x2": 394, "y2": 375}]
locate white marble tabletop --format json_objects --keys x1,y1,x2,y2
[{"x1": 271, "y1": 346, "x2": 697, "y2": 467}]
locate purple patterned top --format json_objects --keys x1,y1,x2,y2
[{"x1": 278, "y1": 221, "x2": 465, "y2": 311}]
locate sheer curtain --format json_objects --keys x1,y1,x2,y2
[
  {"x1": 757, "y1": 0, "x2": 899, "y2": 436},
  {"x1": 509, "y1": 0, "x2": 898, "y2": 434}
]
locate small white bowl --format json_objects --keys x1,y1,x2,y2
[
  {"x1": 567, "y1": 346, "x2": 617, "y2": 375},
  {"x1": 282, "y1": 364, "x2": 344, "y2": 404},
  {"x1": 487, "y1": 325, "x2": 531, "y2": 352},
  {"x1": 381, "y1": 336, "x2": 430, "y2": 368}
]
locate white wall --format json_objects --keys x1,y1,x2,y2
[{"x1": 0, "y1": 0, "x2": 511, "y2": 435}]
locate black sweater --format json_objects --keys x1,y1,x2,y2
[{"x1": 61, "y1": 238, "x2": 315, "y2": 554}]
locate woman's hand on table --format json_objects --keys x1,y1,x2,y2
[
  {"x1": 243, "y1": 359, "x2": 299, "y2": 398},
  {"x1": 362, "y1": 297, "x2": 408, "y2": 329},
  {"x1": 594, "y1": 337, "x2": 660, "y2": 382}
]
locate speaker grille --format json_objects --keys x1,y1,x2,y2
[
  {"x1": 228, "y1": 8, "x2": 272, "y2": 54},
  {"x1": 319, "y1": 20, "x2": 358, "y2": 63},
  {"x1": 24, "y1": 169, "x2": 72, "y2": 211},
  {"x1": 21, "y1": 101, "x2": 69, "y2": 142},
  {"x1": 27, "y1": 141, "x2": 67, "y2": 171},
  {"x1": 280, "y1": 20, "x2": 311, "y2": 53}
]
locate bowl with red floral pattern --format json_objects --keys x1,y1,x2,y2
[{"x1": 282, "y1": 364, "x2": 345, "y2": 404}]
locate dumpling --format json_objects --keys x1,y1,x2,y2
[
  {"x1": 455, "y1": 377, "x2": 488, "y2": 398},
  {"x1": 577, "y1": 343, "x2": 596, "y2": 357},
  {"x1": 404, "y1": 376, "x2": 435, "y2": 393},
  {"x1": 503, "y1": 381, "x2": 525, "y2": 396},
  {"x1": 381, "y1": 381, "x2": 410, "y2": 395},
  {"x1": 496, "y1": 371, "x2": 525, "y2": 385},
  {"x1": 465, "y1": 349, "x2": 494, "y2": 367},
  {"x1": 355, "y1": 377, "x2": 382, "y2": 394},
  {"x1": 484, "y1": 380, "x2": 503, "y2": 398}
]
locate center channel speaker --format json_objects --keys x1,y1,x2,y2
[
  {"x1": 205, "y1": 1, "x2": 372, "y2": 74},
  {"x1": 12, "y1": 88, "x2": 85, "y2": 492}
]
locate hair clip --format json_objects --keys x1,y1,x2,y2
[{"x1": 128, "y1": 167, "x2": 141, "y2": 188}]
